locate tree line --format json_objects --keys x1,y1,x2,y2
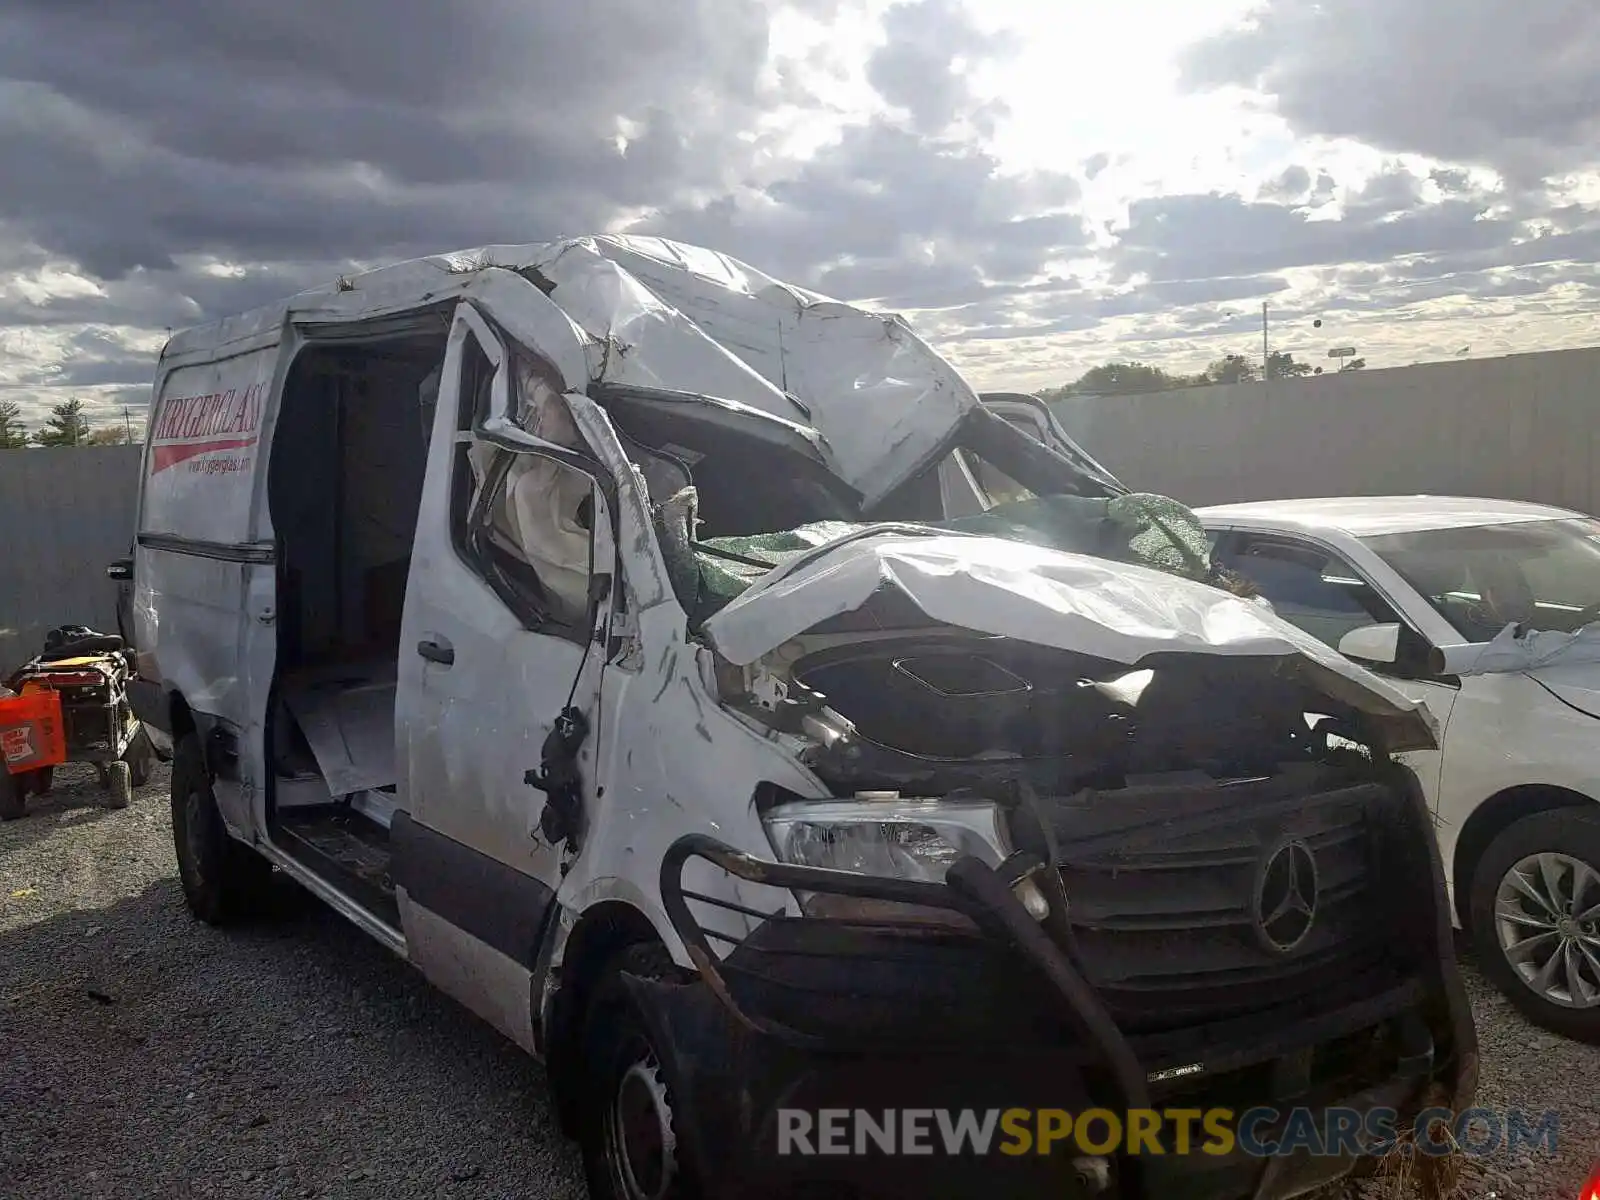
[
  {"x1": 0, "y1": 398, "x2": 141, "y2": 448},
  {"x1": 1039, "y1": 351, "x2": 1364, "y2": 399}
]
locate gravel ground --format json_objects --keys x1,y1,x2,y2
[
  {"x1": 1, "y1": 763, "x2": 584, "y2": 1200},
  {"x1": 2, "y1": 763, "x2": 1597, "y2": 1199}
]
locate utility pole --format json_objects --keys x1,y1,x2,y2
[
  {"x1": 123, "y1": 406, "x2": 133, "y2": 445},
  {"x1": 1262, "y1": 302, "x2": 1270, "y2": 382}
]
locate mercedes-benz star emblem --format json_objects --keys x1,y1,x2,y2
[{"x1": 1252, "y1": 840, "x2": 1319, "y2": 954}]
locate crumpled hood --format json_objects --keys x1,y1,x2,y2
[{"x1": 702, "y1": 531, "x2": 1439, "y2": 751}]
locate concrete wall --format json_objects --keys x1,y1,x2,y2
[
  {"x1": 1051, "y1": 345, "x2": 1600, "y2": 513},
  {"x1": 0, "y1": 446, "x2": 142, "y2": 672},
  {"x1": 5, "y1": 345, "x2": 1600, "y2": 668}
]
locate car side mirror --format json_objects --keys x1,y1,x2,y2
[
  {"x1": 106, "y1": 559, "x2": 133, "y2": 582},
  {"x1": 1338, "y1": 622, "x2": 1401, "y2": 664}
]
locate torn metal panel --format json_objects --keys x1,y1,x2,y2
[
  {"x1": 583, "y1": 235, "x2": 975, "y2": 508},
  {"x1": 349, "y1": 788, "x2": 399, "y2": 829},
  {"x1": 1439, "y1": 620, "x2": 1600, "y2": 677},
  {"x1": 280, "y1": 662, "x2": 398, "y2": 798},
  {"x1": 1430, "y1": 620, "x2": 1600, "y2": 718},
  {"x1": 521, "y1": 242, "x2": 791, "y2": 418}
]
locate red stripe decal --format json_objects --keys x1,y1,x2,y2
[{"x1": 151, "y1": 436, "x2": 258, "y2": 473}]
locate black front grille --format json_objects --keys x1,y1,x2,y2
[{"x1": 1047, "y1": 768, "x2": 1401, "y2": 1033}]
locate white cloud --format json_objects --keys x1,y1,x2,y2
[{"x1": 1, "y1": 0, "x2": 1597, "y2": 432}]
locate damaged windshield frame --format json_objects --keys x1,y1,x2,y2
[
  {"x1": 953, "y1": 404, "x2": 1128, "y2": 503},
  {"x1": 971, "y1": 392, "x2": 1127, "y2": 500},
  {"x1": 587, "y1": 381, "x2": 1136, "y2": 610},
  {"x1": 595, "y1": 382, "x2": 1130, "y2": 533},
  {"x1": 873, "y1": 403, "x2": 1130, "y2": 523},
  {"x1": 589, "y1": 380, "x2": 864, "y2": 522}
]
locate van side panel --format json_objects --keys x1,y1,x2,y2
[
  {"x1": 136, "y1": 345, "x2": 280, "y2": 836},
  {"x1": 141, "y1": 354, "x2": 273, "y2": 545}
]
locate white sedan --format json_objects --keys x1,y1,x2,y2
[{"x1": 1198, "y1": 495, "x2": 1600, "y2": 1042}]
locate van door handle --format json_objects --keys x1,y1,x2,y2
[{"x1": 416, "y1": 638, "x2": 455, "y2": 666}]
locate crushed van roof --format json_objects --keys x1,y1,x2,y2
[{"x1": 161, "y1": 235, "x2": 982, "y2": 507}]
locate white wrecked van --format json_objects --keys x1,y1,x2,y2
[{"x1": 129, "y1": 236, "x2": 1475, "y2": 1199}]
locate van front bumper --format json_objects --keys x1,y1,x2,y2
[{"x1": 635, "y1": 833, "x2": 1479, "y2": 1200}]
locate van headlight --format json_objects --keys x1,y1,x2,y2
[{"x1": 761, "y1": 798, "x2": 1009, "y2": 921}]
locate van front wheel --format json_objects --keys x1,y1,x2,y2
[
  {"x1": 579, "y1": 945, "x2": 702, "y2": 1200},
  {"x1": 170, "y1": 732, "x2": 274, "y2": 924}
]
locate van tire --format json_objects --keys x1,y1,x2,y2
[
  {"x1": 578, "y1": 944, "x2": 703, "y2": 1200},
  {"x1": 106, "y1": 760, "x2": 133, "y2": 809},
  {"x1": 0, "y1": 770, "x2": 25, "y2": 821},
  {"x1": 1469, "y1": 807, "x2": 1600, "y2": 1044},
  {"x1": 170, "y1": 732, "x2": 274, "y2": 925}
]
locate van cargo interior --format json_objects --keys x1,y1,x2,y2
[{"x1": 264, "y1": 325, "x2": 447, "y2": 916}]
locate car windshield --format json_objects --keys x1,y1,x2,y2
[{"x1": 1362, "y1": 517, "x2": 1600, "y2": 642}]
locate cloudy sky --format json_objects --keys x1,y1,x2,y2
[{"x1": 3, "y1": 0, "x2": 1599, "y2": 434}]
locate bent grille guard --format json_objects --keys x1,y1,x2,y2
[{"x1": 658, "y1": 831, "x2": 1153, "y2": 1121}]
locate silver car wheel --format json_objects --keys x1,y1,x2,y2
[{"x1": 1495, "y1": 851, "x2": 1600, "y2": 1009}]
